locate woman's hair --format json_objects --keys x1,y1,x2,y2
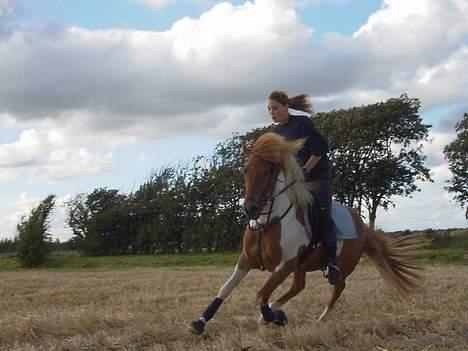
[{"x1": 268, "y1": 90, "x2": 313, "y2": 114}]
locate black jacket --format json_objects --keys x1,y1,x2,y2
[{"x1": 273, "y1": 114, "x2": 330, "y2": 181}]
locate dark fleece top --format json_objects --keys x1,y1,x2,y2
[{"x1": 273, "y1": 114, "x2": 330, "y2": 181}]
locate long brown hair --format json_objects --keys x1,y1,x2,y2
[{"x1": 268, "y1": 91, "x2": 313, "y2": 114}]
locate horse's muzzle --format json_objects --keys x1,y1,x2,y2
[{"x1": 243, "y1": 198, "x2": 260, "y2": 220}]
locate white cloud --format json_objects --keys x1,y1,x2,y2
[
  {"x1": 136, "y1": 0, "x2": 176, "y2": 10},
  {"x1": 423, "y1": 131, "x2": 454, "y2": 168},
  {"x1": 376, "y1": 165, "x2": 467, "y2": 231},
  {"x1": 0, "y1": 128, "x2": 114, "y2": 183},
  {"x1": 1, "y1": 0, "x2": 465, "y2": 141},
  {"x1": 1, "y1": 0, "x2": 468, "y2": 237},
  {"x1": 0, "y1": 0, "x2": 315, "y2": 138},
  {"x1": 35, "y1": 148, "x2": 113, "y2": 182},
  {"x1": 137, "y1": 152, "x2": 148, "y2": 161},
  {"x1": 0, "y1": 0, "x2": 15, "y2": 18},
  {"x1": 0, "y1": 192, "x2": 72, "y2": 241}
]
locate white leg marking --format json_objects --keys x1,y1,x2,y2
[
  {"x1": 317, "y1": 307, "x2": 329, "y2": 322},
  {"x1": 217, "y1": 265, "x2": 248, "y2": 300},
  {"x1": 269, "y1": 301, "x2": 282, "y2": 311}
]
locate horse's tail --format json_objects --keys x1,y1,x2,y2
[{"x1": 364, "y1": 228, "x2": 424, "y2": 296}]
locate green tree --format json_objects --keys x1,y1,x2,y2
[
  {"x1": 64, "y1": 188, "x2": 129, "y2": 255},
  {"x1": 129, "y1": 168, "x2": 171, "y2": 254},
  {"x1": 0, "y1": 238, "x2": 17, "y2": 253},
  {"x1": 316, "y1": 94, "x2": 432, "y2": 228},
  {"x1": 444, "y1": 113, "x2": 468, "y2": 218},
  {"x1": 16, "y1": 194, "x2": 56, "y2": 267}
]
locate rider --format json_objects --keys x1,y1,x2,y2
[{"x1": 267, "y1": 90, "x2": 342, "y2": 285}]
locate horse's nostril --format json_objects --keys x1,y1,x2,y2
[{"x1": 244, "y1": 204, "x2": 259, "y2": 219}]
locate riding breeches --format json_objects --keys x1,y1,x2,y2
[{"x1": 307, "y1": 179, "x2": 337, "y2": 259}]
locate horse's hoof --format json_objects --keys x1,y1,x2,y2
[
  {"x1": 273, "y1": 309, "x2": 288, "y2": 326},
  {"x1": 190, "y1": 319, "x2": 205, "y2": 335}
]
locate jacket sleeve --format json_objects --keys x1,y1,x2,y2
[{"x1": 302, "y1": 117, "x2": 328, "y2": 156}]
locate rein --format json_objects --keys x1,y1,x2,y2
[{"x1": 247, "y1": 179, "x2": 296, "y2": 231}]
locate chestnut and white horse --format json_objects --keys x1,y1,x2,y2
[{"x1": 190, "y1": 132, "x2": 422, "y2": 335}]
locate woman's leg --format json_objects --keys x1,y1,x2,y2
[{"x1": 308, "y1": 179, "x2": 342, "y2": 284}]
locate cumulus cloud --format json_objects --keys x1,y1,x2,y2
[
  {"x1": 1, "y1": 0, "x2": 468, "y2": 237},
  {"x1": 0, "y1": 192, "x2": 72, "y2": 241},
  {"x1": 1, "y1": 0, "x2": 466, "y2": 142},
  {"x1": 0, "y1": 128, "x2": 114, "y2": 183},
  {"x1": 376, "y1": 164, "x2": 467, "y2": 231}
]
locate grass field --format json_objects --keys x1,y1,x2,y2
[
  {"x1": 0, "y1": 252, "x2": 241, "y2": 271},
  {"x1": 1, "y1": 263, "x2": 467, "y2": 351}
]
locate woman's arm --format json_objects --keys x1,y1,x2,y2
[{"x1": 303, "y1": 154, "x2": 322, "y2": 173}]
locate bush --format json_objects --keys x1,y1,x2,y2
[{"x1": 16, "y1": 195, "x2": 56, "y2": 268}]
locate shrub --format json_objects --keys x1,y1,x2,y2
[{"x1": 16, "y1": 195, "x2": 56, "y2": 268}]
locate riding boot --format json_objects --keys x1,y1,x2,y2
[{"x1": 324, "y1": 246, "x2": 342, "y2": 285}]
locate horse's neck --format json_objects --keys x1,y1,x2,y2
[{"x1": 272, "y1": 172, "x2": 294, "y2": 213}]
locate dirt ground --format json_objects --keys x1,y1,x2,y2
[{"x1": 0, "y1": 264, "x2": 467, "y2": 350}]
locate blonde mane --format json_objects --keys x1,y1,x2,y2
[{"x1": 251, "y1": 133, "x2": 312, "y2": 209}]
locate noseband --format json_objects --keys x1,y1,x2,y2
[{"x1": 245, "y1": 166, "x2": 296, "y2": 232}]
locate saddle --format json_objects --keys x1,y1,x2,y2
[
  {"x1": 304, "y1": 201, "x2": 357, "y2": 242},
  {"x1": 299, "y1": 201, "x2": 357, "y2": 266}
]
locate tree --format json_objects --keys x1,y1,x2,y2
[
  {"x1": 316, "y1": 94, "x2": 432, "y2": 228},
  {"x1": 64, "y1": 188, "x2": 129, "y2": 255},
  {"x1": 444, "y1": 112, "x2": 468, "y2": 218},
  {"x1": 0, "y1": 238, "x2": 17, "y2": 253},
  {"x1": 16, "y1": 194, "x2": 56, "y2": 267}
]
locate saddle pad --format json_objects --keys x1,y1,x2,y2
[{"x1": 332, "y1": 203, "x2": 357, "y2": 240}]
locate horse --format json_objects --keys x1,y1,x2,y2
[{"x1": 190, "y1": 132, "x2": 422, "y2": 335}]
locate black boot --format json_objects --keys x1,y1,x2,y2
[{"x1": 325, "y1": 250, "x2": 342, "y2": 285}]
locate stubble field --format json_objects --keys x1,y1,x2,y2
[{"x1": 0, "y1": 263, "x2": 467, "y2": 351}]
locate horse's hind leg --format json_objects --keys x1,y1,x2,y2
[
  {"x1": 269, "y1": 269, "x2": 306, "y2": 312},
  {"x1": 317, "y1": 280, "x2": 346, "y2": 322},
  {"x1": 190, "y1": 256, "x2": 250, "y2": 335}
]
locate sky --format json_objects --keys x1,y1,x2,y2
[{"x1": 0, "y1": 0, "x2": 467, "y2": 241}]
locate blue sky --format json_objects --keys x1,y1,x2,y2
[
  {"x1": 18, "y1": 0, "x2": 382, "y2": 36},
  {"x1": 1, "y1": 0, "x2": 467, "y2": 240}
]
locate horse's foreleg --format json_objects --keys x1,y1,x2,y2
[
  {"x1": 317, "y1": 280, "x2": 346, "y2": 322},
  {"x1": 256, "y1": 263, "x2": 294, "y2": 324},
  {"x1": 190, "y1": 261, "x2": 250, "y2": 335},
  {"x1": 269, "y1": 269, "x2": 306, "y2": 312}
]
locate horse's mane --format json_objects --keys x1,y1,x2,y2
[{"x1": 251, "y1": 133, "x2": 312, "y2": 208}]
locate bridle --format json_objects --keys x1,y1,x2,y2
[
  {"x1": 246, "y1": 176, "x2": 296, "y2": 232},
  {"x1": 244, "y1": 162, "x2": 297, "y2": 270}
]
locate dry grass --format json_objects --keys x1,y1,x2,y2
[{"x1": 0, "y1": 264, "x2": 467, "y2": 351}]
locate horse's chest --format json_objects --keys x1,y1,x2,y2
[{"x1": 279, "y1": 216, "x2": 309, "y2": 263}]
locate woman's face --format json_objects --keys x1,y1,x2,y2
[{"x1": 267, "y1": 98, "x2": 289, "y2": 124}]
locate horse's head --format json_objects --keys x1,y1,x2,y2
[
  {"x1": 242, "y1": 150, "x2": 279, "y2": 220},
  {"x1": 242, "y1": 133, "x2": 305, "y2": 221}
]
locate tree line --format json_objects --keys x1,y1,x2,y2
[{"x1": 3, "y1": 94, "x2": 467, "y2": 266}]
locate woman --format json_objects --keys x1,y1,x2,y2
[{"x1": 267, "y1": 90, "x2": 342, "y2": 285}]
